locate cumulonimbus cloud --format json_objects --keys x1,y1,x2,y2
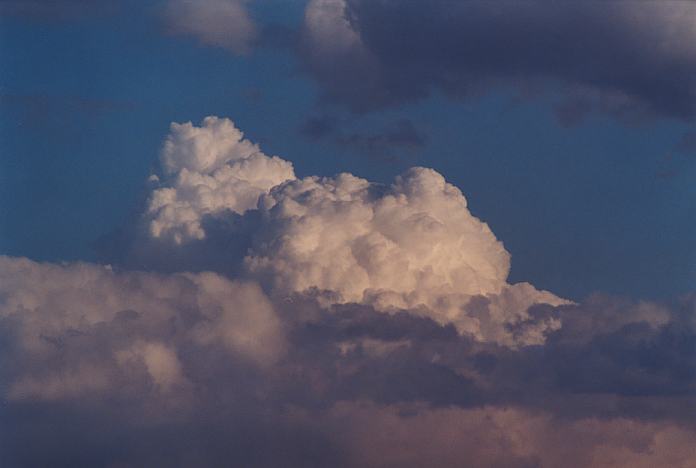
[
  {"x1": 3, "y1": 116, "x2": 696, "y2": 467},
  {"x1": 301, "y1": 0, "x2": 696, "y2": 123}
]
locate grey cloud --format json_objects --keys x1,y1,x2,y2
[
  {"x1": 301, "y1": 0, "x2": 696, "y2": 123},
  {"x1": 9, "y1": 260, "x2": 688, "y2": 417},
  {"x1": 3, "y1": 264, "x2": 696, "y2": 467},
  {"x1": 271, "y1": 293, "x2": 696, "y2": 422}
]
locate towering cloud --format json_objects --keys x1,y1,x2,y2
[
  {"x1": 3, "y1": 116, "x2": 696, "y2": 467},
  {"x1": 246, "y1": 166, "x2": 567, "y2": 344},
  {"x1": 301, "y1": 0, "x2": 696, "y2": 122},
  {"x1": 248, "y1": 167, "x2": 509, "y2": 301},
  {"x1": 143, "y1": 116, "x2": 567, "y2": 345}
]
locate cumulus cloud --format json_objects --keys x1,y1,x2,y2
[
  {"x1": 248, "y1": 167, "x2": 509, "y2": 300},
  {"x1": 301, "y1": 0, "x2": 696, "y2": 122},
  {"x1": 163, "y1": 0, "x2": 257, "y2": 55},
  {"x1": 246, "y1": 166, "x2": 568, "y2": 344},
  {"x1": 5, "y1": 116, "x2": 696, "y2": 466},
  {"x1": 140, "y1": 116, "x2": 567, "y2": 346},
  {"x1": 146, "y1": 116, "x2": 294, "y2": 243}
]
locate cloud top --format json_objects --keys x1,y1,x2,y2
[
  {"x1": 146, "y1": 116, "x2": 295, "y2": 243},
  {"x1": 140, "y1": 116, "x2": 568, "y2": 345}
]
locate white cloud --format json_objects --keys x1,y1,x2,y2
[
  {"x1": 246, "y1": 166, "x2": 568, "y2": 345},
  {"x1": 248, "y1": 167, "x2": 510, "y2": 302},
  {"x1": 163, "y1": 0, "x2": 257, "y2": 55},
  {"x1": 141, "y1": 116, "x2": 569, "y2": 345},
  {"x1": 146, "y1": 116, "x2": 295, "y2": 243}
]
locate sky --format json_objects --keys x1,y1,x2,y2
[{"x1": 1, "y1": 1, "x2": 696, "y2": 467}]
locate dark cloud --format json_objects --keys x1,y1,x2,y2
[
  {"x1": 2, "y1": 254, "x2": 696, "y2": 466},
  {"x1": 301, "y1": 0, "x2": 696, "y2": 123}
]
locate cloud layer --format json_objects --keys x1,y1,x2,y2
[
  {"x1": 3, "y1": 255, "x2": 696, "y2": 466},
  {"x1": 3, "y1": 116, "x2": 696, "y2": 467},
  {"x1": 301, "y1": 0, "x2": 696, "y2": 122}
]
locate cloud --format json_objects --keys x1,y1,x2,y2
[
  {"x1": 310, "y1": 401, "x2": 696, "y2": 468},
  {"x1": 137, "y1": 116, "x2": 568, "y2": 346},
  {"x1": 2, "y1": 258, "x2": 696, "y2": 467},
  {"x1": 0, "y1": 255, "x2": 284, "y2": 404},
  {"x1": 5, "y1": 116, "x2": 696, "y2": 466},
  {"x1": 162, "y1": 0, "x2": 257, "y2": 55},
  {"x1": 245, "y1": 166, "x2": 568, "y2": 345},
  {"x1": 301, "y1": 0, "x2": 696, "y2": 122},
  {"x1": 146, "y1": 116, "x2": 295, "y2": 243}
]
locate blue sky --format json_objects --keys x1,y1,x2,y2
[{"x1": 1, "y1": 0, "x2": 694, "y2": 301}]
